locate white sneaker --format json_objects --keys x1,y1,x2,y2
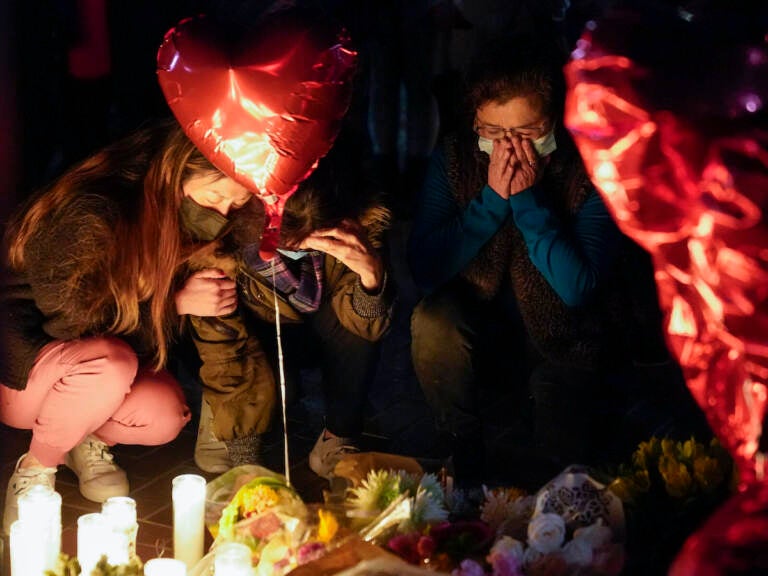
[
  {"x1": 308, "y1": 429, "x2": 358, "y2": 479},
  {"x1": 65, "y1": 435, "x2": 129, "y2": 502},
  {"x1": 3, "y1": 454, "x2": 57, "y2": 535},
  {"x1": 194, "y1": 399, "x2": 232, "y2": 473}
]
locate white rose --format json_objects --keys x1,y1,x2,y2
[
  {"x1": 523, "y1": 545, "x2": 544, "y2": 567},
  {"x1": 488, "y1": 535, "x2": 525, "y2": 564},
  {"x1": 562, "y1": 538, "x2": 593, "y2": 566},
  {"x1": 527, "y1": 513, "x2": 566, "y2": 554},
  {"x1": 573, "y1": 519, "x2": 613, "y2": 550}
]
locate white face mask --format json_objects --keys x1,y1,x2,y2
[
  {"x1": 477, "y1": 130, "x2": 558, "y2": 157},
  {"x1": 477, "y1": 136, "x2": 495, "y2": 155},
  {"x1": 531, "y1": 130, "x2": 557, "y2": 157}
]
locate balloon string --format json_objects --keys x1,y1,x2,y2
[{"x1": 271, "y1": 260, "x2": 291, "y2": 487}]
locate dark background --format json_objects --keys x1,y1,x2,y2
[{"x1": 3, "y1": 0, "x2": 606, "y2": 208}]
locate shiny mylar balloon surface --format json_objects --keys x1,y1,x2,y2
[
  {"x1": 564, "y1": 3, "x2": 768, "y2": 572},
  {"x1": 157, "y1": 11, "x2": 357, "y2": 257}
]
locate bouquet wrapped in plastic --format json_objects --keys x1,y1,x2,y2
[{"x1": 192, "y1": 465, "x2": 315, "y2": 575}]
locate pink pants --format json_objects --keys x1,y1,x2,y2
[{"x1": 0, "y1": 336, "x2": 191, "y2": 467}]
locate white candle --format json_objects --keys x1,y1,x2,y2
[
  {"x1": 172, "y1": 474, "x2": 206, "y2": 570},
  {"x1": 17, "y1": 485, "x2": 61, "y2": 573},
  {"x1": 214, "y1": 542, "x2": 253, "y2": 576},
  {"x1": 10, "y1": 519, "x2": 46, "y2": 576},
  {"x1": 101, "y1": 496, "x2": 138, "y2": 565},
  {"x1": 77, "y1": 512, "x2": 108, "y2": 575},
  {"x1": 143, "y1": 557, "x2": 187, "y2": 576}
]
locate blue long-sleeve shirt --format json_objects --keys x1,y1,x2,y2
[{"x1": 408, "y1": 146, "x2": 622, "y2": 306}]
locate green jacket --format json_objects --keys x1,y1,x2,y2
[{"x1": 181, "y1": 198, "x2": 394, "y2": 441}]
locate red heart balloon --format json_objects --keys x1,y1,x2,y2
[{"x1": 157, "y1": 12, "x2": 357, "y2": 256}]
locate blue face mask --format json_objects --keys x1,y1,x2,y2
[{"x1": 276, "y1": 248, "x2": 313, "y2": 260}]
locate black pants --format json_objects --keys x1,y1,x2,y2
[
  {"x1": 250, "y1": 301, "x2": 382, "y2": 439},
  {"x1": 410, "y1": 280, "x2": 615, "y2": 480}
]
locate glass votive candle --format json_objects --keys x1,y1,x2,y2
[
  {"x1": 214, "y1": 542, "x2": 253, "y2": 576},
  {"x1": 144, "y1": 557, "x2": 188, "y2": 576},
  {"x1": 10, "y1": 519, "x2": 47, "y2": 576},
  {"x1": 17, "y1": 485, "x2": 62, "y2": 571},
  {"x1": 101, "y1": 496, "x2": 138, "y2": 565},
  {"x1": 172, "y1": 474, "x2": 206, "y2": 570},
  {"x1": 78, "y1": 512, "x2": 108, "y2": 575}
]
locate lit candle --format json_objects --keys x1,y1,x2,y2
[
  {"x1": 17, "y1": 485, "x2": 61, "y2": 572},
  {"x1": 143, "y1": 557, "x2": 188, "y2": 576},
  {"x1": 10, "y1": 519, "x2": 46, "y2": 575},
  {"x1": 101, "y1": 496, "x2": 138, "y2": 565},
  {"x1": 77, "y1": 512, "x2": 108, "y2": 575},
  {"x1": 172, "y1": 474, "x2": 206, "y2": 570},
  {"x1": 214, "y1": 542, "x2": 253, "y2": 576}
]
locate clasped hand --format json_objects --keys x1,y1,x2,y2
[
  {"x1": 487, "y1": 136, "x2": 542, "y2": 199},
  {"x1": 176, "y1": 269, "x2": 237, "y2": 316}
]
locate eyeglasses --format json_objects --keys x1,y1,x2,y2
[{"x1": 473, "y1": 121, "x2": 549, "y2": 140}]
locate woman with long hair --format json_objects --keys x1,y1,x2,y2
[{"x1": 0, "y1": 118, "x2": 248, "y2": 533}]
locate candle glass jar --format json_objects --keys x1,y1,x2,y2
[
  {"x1": 101, "y1": 496, "x2": 138, "y2": 565},
  {"x1": 214, "y1": 542, "x2": 253, "y2": 576},
  {"x1": 78, "y1": 512, "x2": 108, "y2": 575},
  {"x1": 144, "y1": 557, "x2": 188, "y2": 576},
  {"x1": 172, "y1": 474, "x2": 207, "y2": 570},
  {"x1": 17, "y1": 484, "x2": 62, "y2": 571}
]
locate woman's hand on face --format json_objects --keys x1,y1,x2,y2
[
  {"x1": 508, "y1": 136, "x2": 542, "y2": 196},
  {"x1": 299, "y1": 219, "x2": 384, "y2": 292},
  {"x1": 487, "y1": 138, "x2": 514, "y2": 200},
  {"x1": 175, "y1": 268, "x2": 237, "y2": 316}
]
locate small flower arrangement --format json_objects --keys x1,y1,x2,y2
[
  {"x1": 346, "y1": 469, "x2": 449, "y2": 532},
  {"x1": 452, "y1": 515, "x2": 624, "y2": 576},
  {"x1": 345, "y1": 466, "x2": 624, "y2": 576},
  {"x1": 608, "y1": 436, "x2": 734, "y2": 505}
]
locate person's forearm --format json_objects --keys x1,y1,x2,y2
[{"x1": 510, "y1": 188, "x2": 621, "y2": 305}]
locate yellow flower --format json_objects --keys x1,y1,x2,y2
[
  {"x1": 693, "y1": 456, "x2": 724, "y2": 493},
  {"x1": 658, "y1": 455, "x2": 693, "y2": 499},
  {"x1": 661, "y1": 438, "x2": 677, "y2": 459},
  {"x1": 679, "y1": 438, "x2": 695, "y2": 461},
  {"x1": 632, "y1": 436, "x2": 659, "y2": 469},
  {"x1": 240, "y1": 484, "x2": 280, "y2": 517},
  {"x1": 631, "y1": 469, "x2": 650, "y2": 493},
  {"x1": 608, "y1": 477, "x2": 637, "y2": 502},
  {"x1": 317, "y1": 508, "x2": 339, "y2": 543}
]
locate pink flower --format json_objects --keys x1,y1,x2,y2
[
  {"x1": 417, "y1": 535, "x2": 436, "y2": 559},
  {"x1": 487, "y1": 536, "x2": 524, "y2": 576},
  {"x1": 451, "y1": 558, "x2": 487, "y2": 576},
  {"x1": 491, "y1": 554, "x2": 524, "y2": 576},
  {"x1": 387, "y1": 532, "x2": 422, "y2": 565},
  {"x1": 296, "y1": 541, "x2": 326, "y2": 565},
  {"x1": 525, "y1": 553, "x2": 569, "y2": 576}
]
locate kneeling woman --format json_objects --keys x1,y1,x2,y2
[{"x1": 0, "y1": 120, "x2": 221, "y2": 532}]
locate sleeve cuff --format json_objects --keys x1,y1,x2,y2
[{"x1": 351, "y1": 272, "x2": 393, "y2": 318}]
